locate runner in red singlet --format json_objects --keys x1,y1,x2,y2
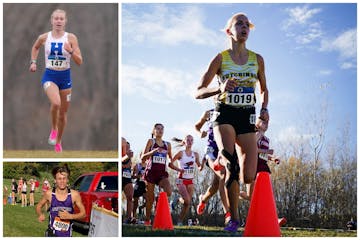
[
  {"x1": 239, "y1": 118, "x2": 286, "y2": 226},
  {"x1": 141, "y1": 123, "x2": 173, "y2": 226}
]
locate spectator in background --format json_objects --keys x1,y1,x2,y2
[
  {"x1": 346, "y1": 217, "x2": 357, "y2": 230},
  {"x1": 21, "y1": 179, "x2": 27, "y2": 207},
  {"x1": 29, "y1": 179, "x2": 36, "y2": 206},
  {"x1": 18, "y1": 177, "x2": 23, "y2": 201},
  {"x1": 34, "y1": 177, "x2": 40, "y2": 193},
  {"x1": 11, "y1": 179, "x2": 18, "y2": 205},
  {"x1": 42, "y1": 178, "x2": 51, "y2": 211},
  {"x1": 3, "y1": 185, "x2": 8, "y2": 205}
]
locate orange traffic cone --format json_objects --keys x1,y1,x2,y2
[
  {"x1": 243, "y1": 172, "x2": 281, "y2": 236},
  {"x1": 152, "y1": 192, "x2": 174, "y2": 230}
]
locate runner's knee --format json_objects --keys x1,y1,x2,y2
[{"x1": 51, "y1": 101, "x2": 61, "y2": 110}]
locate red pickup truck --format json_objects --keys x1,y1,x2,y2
[{"x1": 71, "y1": 171, "x2": 118, "y2": 230}]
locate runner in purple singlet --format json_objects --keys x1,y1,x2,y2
[{"x1": 36, "y1": 164, "x2": 86, "y2": 237}]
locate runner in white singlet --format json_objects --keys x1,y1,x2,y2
[
  {"x1": 169, "y1": 135, "x2": 201, "y2": 226},
  {"x1": 29, "y1": 9, "x2": 83, "y2": 153}
]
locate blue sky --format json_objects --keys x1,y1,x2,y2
[{"x1": 121, "y1": 3, "x2": 357, "y2": 157}]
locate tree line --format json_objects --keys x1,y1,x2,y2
[{"x1": 168, "y1": 135, "x2": 356, "y2": 229}]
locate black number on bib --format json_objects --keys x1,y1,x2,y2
[
  {"x1": 246, "y1": 94, "x2": 252, "y2": 103},
  {"x1": 51, "y1": 60, "x2": 63, "y2": 67},
  {"x1": 228, "y1": 93, "x2": 253, "y2": 104}
]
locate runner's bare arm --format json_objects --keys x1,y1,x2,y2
[
  {"x1": 195, "y1": 110, "x2": 210, "y2": 138},
  {"x1": 35, "y1": 190, "x2": 51, "y2": 222},
  {"x1": 167, "y1": 142, "x2": 173, "y2": 161},
  {"x1": 195, "y1": 152, "x2": 201, "y2": 168},
  {"x1": 257, "y1": 54, "x2": 269, "y2": 120},
  {"x1": 29, "y1": 33, "x2": 47, "y2": 72},
  {"x1": 168, "y1": 151, "x2": 184, "y2": 172},
  {"x1": 141, "y1": 139, "x2": 158, "y2": 161},
  {"x1": 66, "y1": 33, "x2": 83, "y2": 65},
  {"x1": 195, "y1": 54, "x2": 222, "y2": 99}
]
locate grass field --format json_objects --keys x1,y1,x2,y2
[
  {"x1": 3, "y1": 203, "x2": 87, "y2": 237},
  {"x1": 3, "y1": 178, "x2": 87, "y2": 237},
  {"x1": 3, "y1": 150, "x2": 118, "y2": 158},
  {"x1": 122, "y1": 224, "x2": 357, "y2": 237}
]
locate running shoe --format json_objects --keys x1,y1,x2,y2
[
  {"x1": 55, "y1": 143, "x2": 62, "y2": 153},
  {"x1": 130, "y1": 217, "x2": 137, "y2": 224},
  {"x1": 224, "y1": 219, "x2": 240, "y2": 232},
  {"x1": 225, "y1": 211, "x2": 231, "y2": 225},
  {"x1": 213, "y1": 159, "x2": 224, "y2": 171},
  {"x1": 278, "y1": 217, "x2": 287, "y2": 227},
  {"x1": 124, "y1": 217, "x2": 136, "y2": 224},
  {"x1": 196, "y1": 195, "x2": 206, "y2": 215},
  {"x1": 48, "y1": 130, "x2": 57, "y2": 145},
  {"x1": 144, "y1": 220, "x2": 151, "y2": 226}
]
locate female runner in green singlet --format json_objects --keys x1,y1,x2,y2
[{"x1": 195, "y1": 12, "x2": 269, "y2": 232}]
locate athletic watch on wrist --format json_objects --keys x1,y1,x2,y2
[{"x1": 30, "y1": 59, "x2": 37, "y2": 64}]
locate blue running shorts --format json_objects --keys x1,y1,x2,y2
[{"x1": 41, "y1": 68, "x2": 72, "y2": 90}]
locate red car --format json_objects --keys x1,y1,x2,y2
[{"x1": 72, "y1": 171, "x2": 118, "y2": 230}]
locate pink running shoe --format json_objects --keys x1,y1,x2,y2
[
  {"x1": 48, "y1": 130, "x2": 57, "y2": 145},
  {"x1": 55, "y1": 143, "x2": 62, "y2": 153}
]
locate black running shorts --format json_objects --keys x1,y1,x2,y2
[{"x1": 213, "y1": 103, "x2": 256, "y2": 135}]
